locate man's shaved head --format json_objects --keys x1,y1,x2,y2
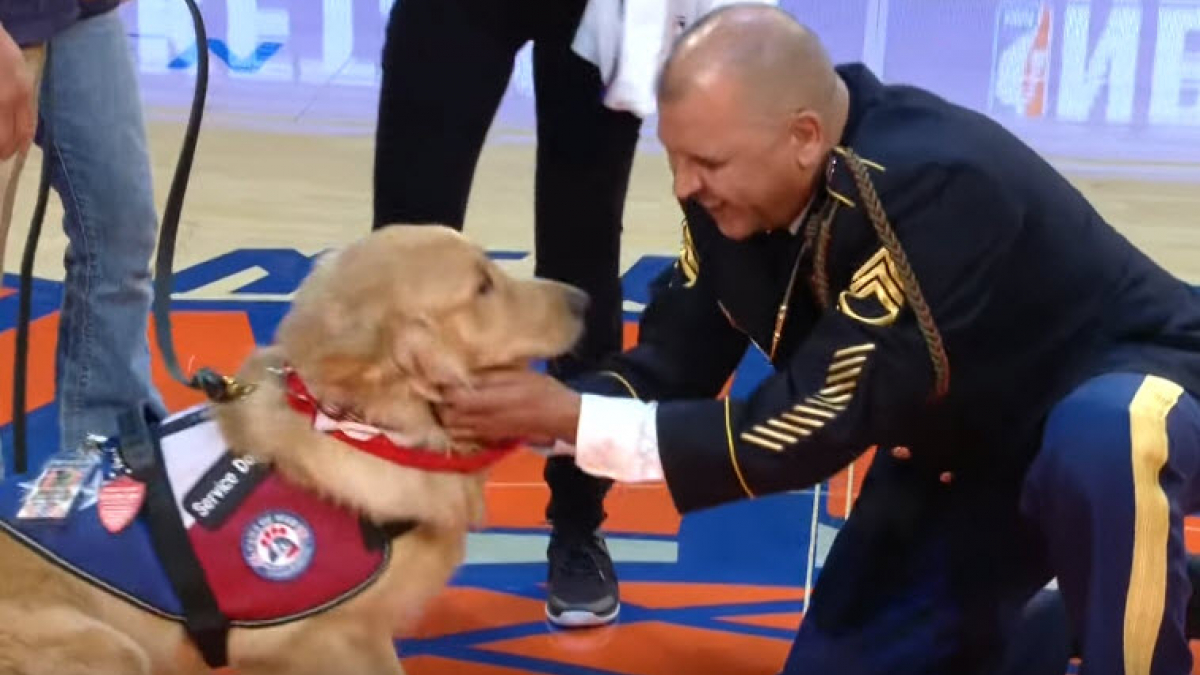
[
  {"x1": 654, "y1": 5, "x2": 848, "y2": 241},
  {"x1": 658, "y1": 4, "x2": 840, "y2": 123}
]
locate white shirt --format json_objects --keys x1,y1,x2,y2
[{"x1": 571, "y1": 0, "x2": 779, "y2": 118}]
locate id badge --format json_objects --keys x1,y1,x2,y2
[{"x1": 16, "y1": 449, "x2": 102, "y2": 521}]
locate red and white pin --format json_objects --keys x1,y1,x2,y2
[{"x1": 97, "y1": 476, "x2": 146, "y2": 534}]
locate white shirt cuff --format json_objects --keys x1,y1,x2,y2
[
  {"x1": 525, "y1": 439, "x2": 576, "y2": 458},
  {"x1": 571, "y1": 394, "x2": 664, "y2": 483}
]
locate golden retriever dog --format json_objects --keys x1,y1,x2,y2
[{"x1": 0, "y1": 225, "x2": 587, "y2": 674}]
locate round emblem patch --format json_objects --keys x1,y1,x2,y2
[{"x1": 241, "y1": 511, "x2": 315, "y2": 582}]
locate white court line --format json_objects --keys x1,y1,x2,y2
[{"x1": 465, "y1": 532, "x2": 678, "y2": 565}]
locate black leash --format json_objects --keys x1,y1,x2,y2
[
  {"x1": 11, "y1": 0, "x2": 250, "y2": 475},
  {"x1": 11, "y1": 59, "x2": 54, "y2": 475},
  {"x1": 149, "y1": 0, "x2": 254, "y2": 406}
]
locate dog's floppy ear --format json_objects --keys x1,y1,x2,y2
[{"x1": 391, "y1": 317, "x2": 470, "y2": 402}]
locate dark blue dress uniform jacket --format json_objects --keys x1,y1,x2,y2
[{"x1": 573, "y1": 63, "x2": 1200, "y2": 518}]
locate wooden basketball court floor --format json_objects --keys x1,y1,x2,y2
[{"x1": 2, "y1": 10, "x2": 1200, "y2": 674}]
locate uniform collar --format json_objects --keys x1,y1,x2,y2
[
  {"x1": 787, "y1": 197, "x2": 813, "y2": 235},
  {"x1": 835, "y1": 63, "x2": 885, "y2": 147}
]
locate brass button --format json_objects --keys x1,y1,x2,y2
[{"x1": 890, "y1": 446, "x2": 912, "y2": 460}]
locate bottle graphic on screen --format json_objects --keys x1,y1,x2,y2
[
  {"x1": 1021, "y1": 4, "x2": 1052, "y2": 117},
  {"x1": 989, "y1": 1, "x2": 1053, "y2": 119}
]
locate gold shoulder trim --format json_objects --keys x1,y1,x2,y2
[{"x1": 826, "y1": 146, "x2": 886, "y2": 208}]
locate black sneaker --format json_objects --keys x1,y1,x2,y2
[{"x1": 545, "y1": 530, "x2": 620, "y2": 627}]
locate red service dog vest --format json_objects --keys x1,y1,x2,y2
[{"x1": 0, "y1": 405, "x2": 390, "y2": 626}]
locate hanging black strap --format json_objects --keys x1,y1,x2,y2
[
  {"x1": 118, "y1": 404, "x2": 230, "y2": 668},
  {"x1": 11, "y1": 44, "x2": 55, "y2": 476},
  {"x1": 134, "y1": 0, "x2": 245, "y2": 664}
]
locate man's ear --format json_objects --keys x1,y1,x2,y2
[
  {"x1": 391, "y1": 316, "x2": 470, "y2": 402},
  {"x1": 789, "y1": 109, "x2": 825, "y2": 172}
]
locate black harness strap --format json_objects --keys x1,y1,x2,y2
[
  {"x1": 361, "y1": 518, "x2": 419, "y2": 552},
  {"x1": 117, "y1": 0, "x2": 233, "y2": 664},
  {"x1": 118, "y1": 404, "x2": 230, "y2": 668}
]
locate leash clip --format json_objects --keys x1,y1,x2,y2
[{"x1": 193, "y1": 368, "x2": 257, "y2": 403}]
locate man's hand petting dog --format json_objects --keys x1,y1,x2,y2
[{"x1": 440, "y1": 370, "x2": 582, "y2": 449}]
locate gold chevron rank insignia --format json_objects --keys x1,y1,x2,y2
[
  {"x1": 739, "y1": 343, "x2": 876, "y2": 452},
  {"x1": 837, "y1": 247, "x2": 904, "y2": 326}
]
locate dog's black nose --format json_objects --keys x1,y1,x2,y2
[{"x1": 567, "y1": 287, "x2": 590, "y2": 317}]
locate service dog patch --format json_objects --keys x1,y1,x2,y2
[
  {"x1": 185, "y1": 452, "x2": 269, "y2": 530},
  {"x1": 241, "y1": 511, "x2": 316, "y2": 582}
]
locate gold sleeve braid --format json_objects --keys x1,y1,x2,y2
[{"x1": 679, "y1": 219, "x2": 700, "y2": 288}]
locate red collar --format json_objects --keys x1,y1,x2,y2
[{"x1": 281, "y1": 367, "x2": 518, "y2": 474}]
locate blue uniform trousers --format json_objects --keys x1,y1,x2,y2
[{"x1": 781, "y1": 373, "x2": 1200, "y2": 675}]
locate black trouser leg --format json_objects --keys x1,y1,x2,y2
[
  {"x1": 371, "y1": 0, "x2": 527, "y2": 229},
  {"x1": 529, "y1": 8, "x2": 643, "y2": 534},
  {"x1": 372, "y1": 0, "x2": 640, "y2": 535}
]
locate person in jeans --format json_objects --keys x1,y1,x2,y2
[
  {"x1": 371, "y1": 0, "x2": 642, "y2": 627},
  {"x1": 1, "y1": 0, "x2": 165, "y2": 474},
  {"x1": 42, "y1": 1, "x2": 167, "y2": 457}
]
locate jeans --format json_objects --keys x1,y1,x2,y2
[{"x1": 38, "y1": 9, "x2": 165, "y2": 455}]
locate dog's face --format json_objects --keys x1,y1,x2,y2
[{"x1": 271, "y1": 225, "x2": 587, "y2": 442}]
